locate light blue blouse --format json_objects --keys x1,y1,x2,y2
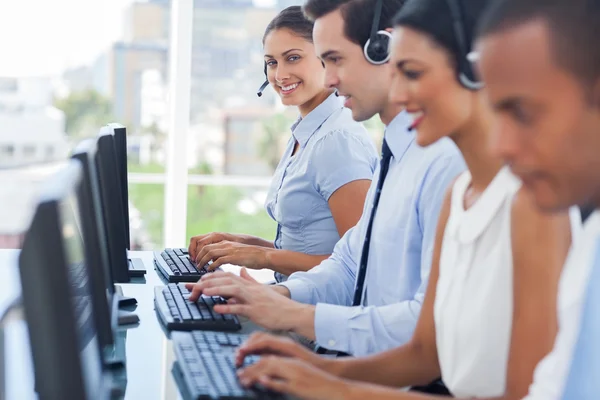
[{"x1": 264, "y1": 93, "x2": 378, "y2": 282}]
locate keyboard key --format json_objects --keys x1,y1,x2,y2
[
  {"x1": 192, "y1": 331, "x2": 205, "y2": 342},
  {"x1": 200, "y1": 297, "x2": 217, "y2": 319},
  {"x1": 173, "y1": 256, "x2": 190, "y2": 274},
  {"x1": 198, "y1": 307, "x2": 212, "y2": 320},
  {"x1": 179, "y1": 285, "x2": 190, "y2": 295},
  {"x1": 189, "y1": 306, "x2": 201, "y2": 320},
  {"x1": 215, "y1": 333, "x2": 229, "y2": 345},
  {"x1": 180, "y1": 256, "x2": 196, "y2": 271}
]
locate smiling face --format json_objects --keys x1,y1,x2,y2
[
  {"x1": 263, "y1": 28, "x2": 327, "y2": 109},
  {"x1": 313, "y1": 9, "x2": 393, "y2": 122},
  {"x1": 388, "y1": 27, "x2": 477, "y2": 147},
  {"x1": 477, "y1": 20, "x2": 600, "y2": 212}
]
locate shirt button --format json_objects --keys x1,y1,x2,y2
[{"x1": 328, "y1": 340, "x2": 336, "y2": 347}]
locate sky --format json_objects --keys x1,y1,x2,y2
[
  {"x1": 0, "y1": 0, "x2": 134, "y2": 76},
  {"x1": 0, "y1": 0, "x2": 277, "y2": 77}
]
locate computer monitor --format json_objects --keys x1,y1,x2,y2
[
  {"x1": 71, "y1": 140, "x2": 119, "y2": 352},
  {"x1": 96, "y1": 129, "x2": 146, "y2": 280},
  {"x1": 107, "y1": 123, "x2": 131, "y2": 250},
  {"x1": 95, "y1": 132, "x2": 132, "y2": 283},
  {"x1": 18, "y1": 161, "x2": 108, "y2": 400}
]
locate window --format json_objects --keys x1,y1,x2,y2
[
  {"x1": 45, "y1": 146, "x2": 54, "y2": 160},
  {"x1": 0, "y1": 145, "x2": 15, "y2": 161},
  {"x1": 22, "y1": 145, "x2": 36, "y2": 159}
]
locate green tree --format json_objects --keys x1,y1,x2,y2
[
  {"x1": 54, "y1": 89, "x2": 115, "y2": 137},
  {"x1": 258, "y1": 112, "x2": 294, "y2": 172},
  {"x1": 127, "y1": 162, "x2": 276, "y2": 248}
]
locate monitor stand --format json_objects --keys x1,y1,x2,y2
[
  {"x1": 105, "y1": 332, "x2": 128, "y2": 398},
  {"x1": 103, "y1": 330, "x2": 127, "y2": 369}
]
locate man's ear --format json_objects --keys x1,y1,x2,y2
[{"x1": 385, "y1": 27, "x2": 393, "y2": 33}]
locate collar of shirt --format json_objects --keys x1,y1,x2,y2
[
  {"x1": 384, "y1": 111, "x2": 415, "y2": 160},
  {"x1": 290, "y1": 92, "x2": 342, "y2": 147}
]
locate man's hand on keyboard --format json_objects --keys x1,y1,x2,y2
[
  {"x1": 184, "y1": 270, "x2": 317, "y2": 338},
  {"x1": 237, "y1": 356, "x2": 350, "y2": 400},
  {"x1": 235, "y1": 332, "x2": 326, "y2": 370},
  {"x1": 194, "y1": 241, "x2": 272, "y2": 272}
]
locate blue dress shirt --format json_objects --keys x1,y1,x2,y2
[
  {"x1": 264, "y1": 93, "x2": 378, "y2": 282},
  {"x1": 280, "y1": 111, "x2": 466, "y2": 356},
  {"x1": 561, "y1": 236, "x2": 600, "y2": 399}
]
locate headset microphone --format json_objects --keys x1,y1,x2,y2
[
  {"x1": 257, "y1": 62, "x2": 269, "y2": 97},
  {"x1": 257, "y1": 80, "x2": 269, "y2": 97}
]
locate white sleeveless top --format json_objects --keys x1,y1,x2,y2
[
  {"x1": 434, "y1": 167, "x2": 521, "y2": 397},
  {"x1": 434, "y1": 167, "x2": 582, "y2": 397}
]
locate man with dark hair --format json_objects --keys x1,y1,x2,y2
[
  {"x1": 186, "y1": 0, "x2": 465, "y2": 358},
  {"x1": 302, "y1": 0, "x2": 409, "y2": 123},
  {"x1": 475, "y1": 0, "x2": 600, "y2": 398}
]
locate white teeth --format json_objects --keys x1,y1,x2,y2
[{"x1": 282, "y1": 83, "x2": 299, "y2": 91}]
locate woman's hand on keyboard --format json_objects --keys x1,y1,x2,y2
[
  {"x1": 188, "y1": 232, "x2": 245, "y2": 261},
  {"x1": 194, "y1": 241, "x2": 272, "y2": 271},
  {"x1": 235, "y1": 332, "x2": 324, "y2": 369},
  {"x1": 237, "y1": 356, "x2": 351, "y2": 400}
]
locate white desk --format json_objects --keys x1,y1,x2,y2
[{"x1": 0, "y1": 250, "x2": 275, "y2": 399}]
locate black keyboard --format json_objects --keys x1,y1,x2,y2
[
  {"x1": 172, "y1": 331, "x2": 287, "y2": 400},
  {"x1": 154, "y1": 248, "x2": 212, "y2": 282},
  {"x1": 154, "y1": 283, "x2": 241, "y2": 331}
]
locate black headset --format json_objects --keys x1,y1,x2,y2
[
  {"x1": 258, "y1": 0, "x2": 392, "y2": 96},
  {"x1": 257, "y1": 62, "x2": 269, "y2": 97},
  {"x1": 445, "y1": 0, "x2": 484, "y2": 90},
  {"x1": 363, "y1": 0, "x2": 392, "y2": 65}
]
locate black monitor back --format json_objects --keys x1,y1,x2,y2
[
  {"x1": 95, "y1": 131, "x2": 130, "y2": 282},
  {"x1": 18, "y1": 161, "x2": 107, "y2": 400},
  {"x1": 107, "y1": 123, "x2": 131, "y2": 250},
  {"x1": 72, "y1": 138, "x2": 118, "y2": 352}
]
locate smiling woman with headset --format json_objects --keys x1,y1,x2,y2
[
  {"x1": 188, "y1": 6, "x2": 378, "y2": 282},
  {"x1": 231, "y1": 0, "x2": 581, "y2": 398}
]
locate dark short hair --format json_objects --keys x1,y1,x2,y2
[
  {"x1": 303, "y1": 0, "x2": 407, "y2": 48},
  {"x1": 477, "y1": 0, "x2": 600, "y2": 84},
  {"x1": 263, "y1": 6, "x2": 314, "y2": 44},
  {"x1": 393, "y1": 0, "x2": 490, "y2": 69}
]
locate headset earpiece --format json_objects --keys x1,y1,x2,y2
[
  {"x1": 458, "y1": 73, "x2": 484, "y2": 91},
  {"x1": 363, "y1": 0, "x2": 391, "y2": 65},
  {"x1": 364, "y1": 30, "x2": 392, "y2": 65},
  {"x1": 446, "y1": 0, "x2": 484, "y2": 90}
]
